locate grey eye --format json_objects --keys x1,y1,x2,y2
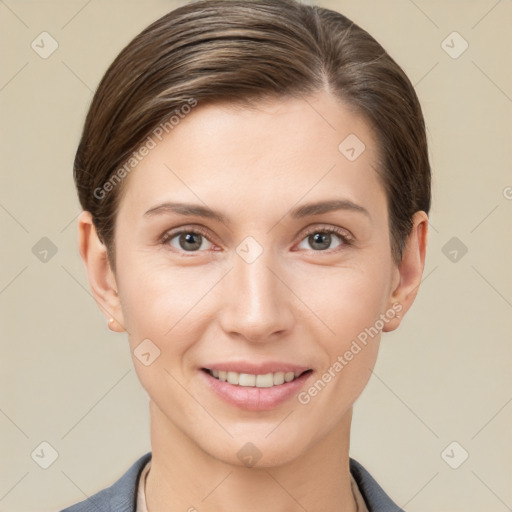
[
  {"x1": 297, "y1": 231, "x2": 344, "y2": 251},
  {"x1": 167, "y1": 231, "x2": 214, "y2": 252}
]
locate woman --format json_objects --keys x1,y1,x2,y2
[{"x1": 62, "y1": 0, "x2": 430, "y2": 510}]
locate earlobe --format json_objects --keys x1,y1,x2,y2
[
  {"x1": 107, "y1": 316, "x2": 124, "y2": 332},
  {"x1": 382, "y1": 211, "x2": 429, "y2": 333},
  {"x1": 77, "y1": 211, "x2": 126, "y2": 333}
]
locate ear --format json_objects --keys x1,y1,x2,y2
[
  {"x1": 382, "y1": 210, "x2": 429, "y2": 332},
  {"x1": 77, "y1": 210, "x2": 126, "y2": 333}
]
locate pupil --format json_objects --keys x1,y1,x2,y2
[
  {"x1": 180, "y1": 233, "x2": 202, "y2": 251},
  {"x1": 310, "y1": 232, "x2": 330, "y2": 250}
]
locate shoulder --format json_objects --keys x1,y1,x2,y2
[
  {"x1": 349, "y1": 457, "x2": 405, "y2": 512},
  {"x1": 59, "y1": 452, "x2": 152, "y2": 512}
]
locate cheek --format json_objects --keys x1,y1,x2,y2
[
  {"x1": 118, "y1": 252, "x2": 210, "y2": 335},
  {"x1": 295, "y1": 267, "x2": 386, "y2": 419},
  {"x1": 295, "y1": 260, "x2": 390, "y2": 344},
  {"x1": 117, "y1": 256, "x2": 221, "y2": 383},
  {"x1": 293, "y1": 258, "x2": 389, "y2": 399}
]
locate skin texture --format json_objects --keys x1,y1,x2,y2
[{"x1": 78, "y1": 90, "x2": 428, "y2": 512}]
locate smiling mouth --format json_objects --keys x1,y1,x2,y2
[{"x1": 202, "y1": 368, "x2": 313, "y2": 388}]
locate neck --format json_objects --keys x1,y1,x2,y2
[{"x1": 145, "y1": 401, "x2": 357, "y2": 512}]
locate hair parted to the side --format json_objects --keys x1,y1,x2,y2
[{"x1": 74, "y1": 0, "x2": 431, "y2": 273}]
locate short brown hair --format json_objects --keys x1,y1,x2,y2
[{"x1": 74, "y1": 0, "x2": 431, "y2": 272}]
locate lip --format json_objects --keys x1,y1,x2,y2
[
  {"x1": 199, "y1": 364, "x2": 313, "y2": 411},
  {"x1": 201, "y1": 361, "x2": 311, "y2": 375}
]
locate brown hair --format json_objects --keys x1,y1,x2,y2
[{"x1": 74, "y1": 0, "x2": 431, "y2": 272}]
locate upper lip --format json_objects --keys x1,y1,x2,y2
[{"x1": 202, "y1": 361, "x2": 312, "y2": 375}]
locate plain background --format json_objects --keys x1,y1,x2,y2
[{"x1": 0, "y1": 1, "x2": 511, "y2": 511}]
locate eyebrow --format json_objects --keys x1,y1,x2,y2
[
  {"x1": 143, "y1": 198, "x2": 370, "y2": 225},
  {"x1": 291, "y1": 199, "x2": 370, "y2": 219}
]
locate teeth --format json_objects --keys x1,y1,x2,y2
[
  {"x1": 227, "y1": 371, "x2": 239, "y2": 385},
  {"x1": 208, "y1": 369, "x2": 306, "y2": 387},
  {"x1": 273, "y1": 372, "x2": 285, "y2": 385},
  {"x1": 256, "y1": 373, "x2": 273, "y2": 388},
  {"x1": 239, "y1": 373, "x2": 256, "y2": 386},
  {"x1": 284, "y1": 372, "x2": 295, "y2": 382}
]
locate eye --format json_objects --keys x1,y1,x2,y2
[
  {"x1": 296, "y1": 226, "x2": 352, "y2": 252},
  {"x1": 160, "y1": 227, "x2": 215, "y2": 253},
  {"x1": 159, "y1": 224, "x2": 353, "y2": 254}
]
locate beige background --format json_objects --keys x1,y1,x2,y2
[{"x1": 1, "y1": 1, "x2": 511, "y2": 511}]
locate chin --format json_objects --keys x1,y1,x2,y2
[{"x1": 203, "y1": 429, "x2": 313, "y2": 469}]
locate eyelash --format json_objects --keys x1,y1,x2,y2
[{"x1": 159, "y1": 224, "x2": 353, "y2": 254}]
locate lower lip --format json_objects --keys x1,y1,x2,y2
[{"x1": 200, "y1": 370, "x2": 313, "y2": 411}]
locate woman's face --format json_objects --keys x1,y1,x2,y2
[{"x1": 109, "y1": 91, "x2": 407, "y2": 466}]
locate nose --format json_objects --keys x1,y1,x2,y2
[{"x1": 217, "y1": 247, "x2": 295, "y2": 343}]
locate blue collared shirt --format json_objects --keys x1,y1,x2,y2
[{"x1": 59, "y1": 452, "x2": 405, "y2": 512}]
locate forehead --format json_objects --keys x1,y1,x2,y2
[{"x1": 117, "y1": 91, "x2": 386, "y2": 221}]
